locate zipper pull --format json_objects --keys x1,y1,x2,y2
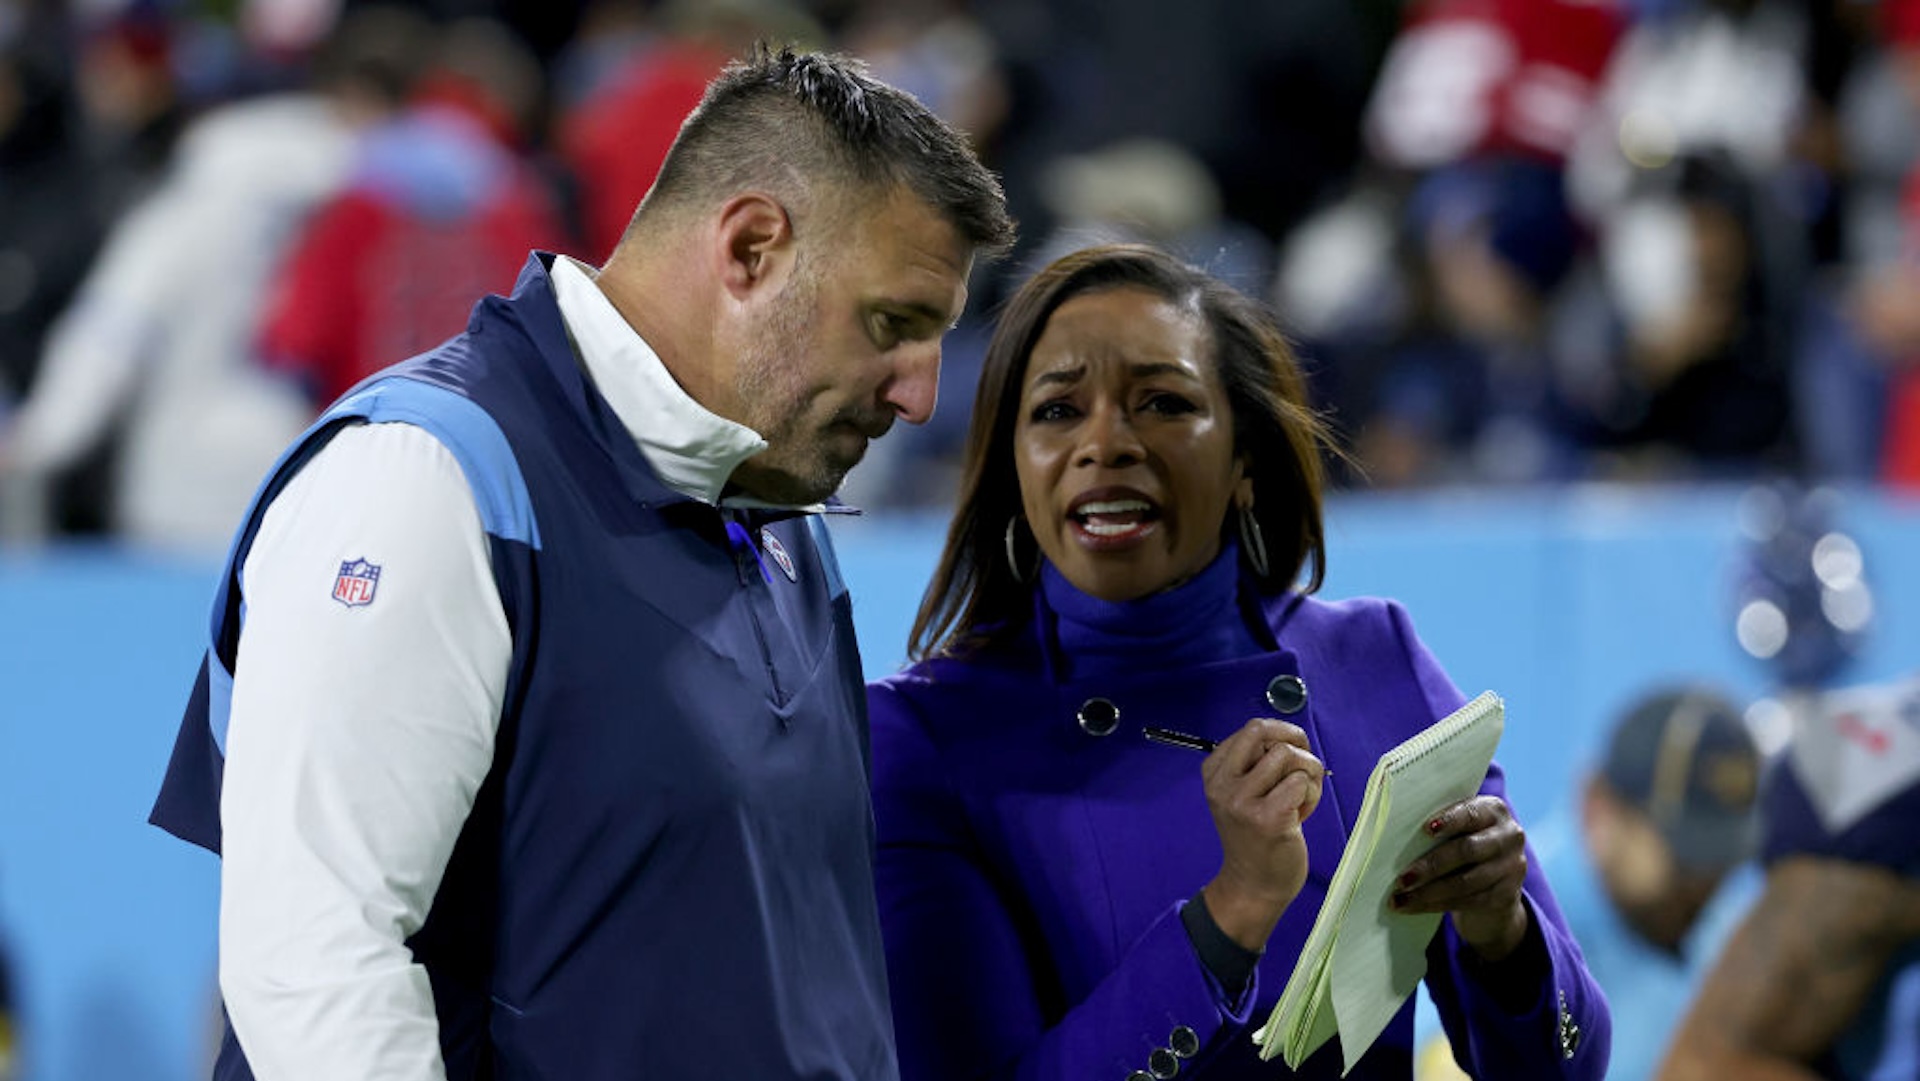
[{"x1": 724, "y1": 518, "x2": 774, "y2": 584}]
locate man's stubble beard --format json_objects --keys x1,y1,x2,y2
[{"x1": 732, "y1": 266, "x2": 855, "y2": 505}]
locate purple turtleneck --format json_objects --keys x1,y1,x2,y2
[{"x1": 1037, "y1": 538, "x2": 1265, "y2": 683}]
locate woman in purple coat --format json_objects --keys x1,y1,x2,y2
[{"x1": 867, "y1": 244, "x2": 1609, "y2": 1081}]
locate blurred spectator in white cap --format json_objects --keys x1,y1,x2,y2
[{"x1": 1573, "y1": 685, "x2": 1764, "y2": 1081}]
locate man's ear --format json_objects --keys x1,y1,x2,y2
[{"x1": 714, "y1": 193, "x2": 795, "y2": 302}]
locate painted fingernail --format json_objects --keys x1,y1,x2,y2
[
  {"x1": 1391, "y1": 893, "x2": 1407, "y2": 909},
  {"x1": 1397, "y1": 871, "x2": 1417, "y2": 889},
  {"x1": 1427, "y1": 817, "x2": 1444, "y2": 834}
]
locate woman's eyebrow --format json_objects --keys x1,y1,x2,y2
[
  {"x1": 1127, "y1": 361, "x2": 1204, "y2": 382},
  {"x1": 1028, "y1": 366, "x2": 1085, "y2": 390},
  {"x1": 1029, "y1": 361, "x2": 1202, "y2": 390}
]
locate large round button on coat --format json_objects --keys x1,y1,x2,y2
[
  {"x1": 1169, "y1": 1026, "x2": 1200, "y2": 1058},
  {"x1": 1148, "y1": 1047, "x2": 1181, "y2": 1079},
  {"x1": 1265, "y1": 674, "x2": 1308, "y2": 714},
  {"x1": 1077, "y1": 697, "x2": 1120, "y2": 736},
  {"x1": 1126, "y1": 1072, "x2": 1153, "y2": 1081}
]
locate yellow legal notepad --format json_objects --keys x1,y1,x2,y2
[{"x1": 1252, "y1": 690, "x2": 1506, "y2": 1074}]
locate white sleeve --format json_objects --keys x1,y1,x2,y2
[{"x1": 218, "y1": 421, "x2": 511, "y2": 1081}]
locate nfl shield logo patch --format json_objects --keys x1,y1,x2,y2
[
  {"x1": 332, "y1": 558, "x2": 382, "y2": 608},
  {"x1": 759, "y1": 528, "x2": 799, "y2": 582}
]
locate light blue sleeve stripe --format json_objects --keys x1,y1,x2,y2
[
  {"x1": 209, "y1": 652, "x2": 235, "y2": 756},
  {"x1": 209, "y1": 401, "x2": 370, "y2": 642},
  {"x1": 806, "y1": 516, "x2": 846, "y2": 601},
  {"x1": 334, "y1": 379, "x2": 542, "y2": 549}
]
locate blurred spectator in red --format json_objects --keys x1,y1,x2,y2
[
  {"x1": 556, "y1": 0, "x2": 821, "y2": 263},
  {"x1": 1367, "y1": 0, "x2": 1623, "y2": 175},
  {"x1": 0, "y1": 6, "x2": 428, "y2": 551},
  {"x1": 258, "y1": 17, "x2": 566, "y2": 409}
]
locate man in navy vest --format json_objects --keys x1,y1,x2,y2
[{"x1": 150, "y1": 43, "x2": 1014, "y2": 1081}]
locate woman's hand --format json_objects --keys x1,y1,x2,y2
[
  {"x1": 1391, "y1": 795, "x2": 1532, "y2": 961},
  {"x1": 1199, "y1": 718, "x2": 1327, "y2": 951}
]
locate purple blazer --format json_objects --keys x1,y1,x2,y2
[{"x1": 869, "y1": 589, "x2": 1610, "y2": 1081}]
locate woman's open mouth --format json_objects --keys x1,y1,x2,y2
[{"x1": 1068, "y1": 496, "x2": 1160, "y2": 547}]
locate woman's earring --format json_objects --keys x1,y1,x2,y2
[
  {"x1": 1005, "y1": 517, "x2": 1037, "y2": 584},
  {"x1": 1237, "y1": 503, "x2": 1270, "y2": 580}
]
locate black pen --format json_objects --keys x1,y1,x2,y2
[
  {"x1": 1142, "y1": 727, "x2": 1217, "y2": 753},
  {"x1": 1143, "y1": 727, "x2": 1331, "y2": 777}
]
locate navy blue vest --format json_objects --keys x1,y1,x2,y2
[{"x1": 152, "y1": 254, "x2": 899, "y2": 1081}]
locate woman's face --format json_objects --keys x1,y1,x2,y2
[{"x1": 1013, "y1": 286, "x2": 1248, "y2": 602}]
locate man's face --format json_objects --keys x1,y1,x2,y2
[
  {"x1": 1581, "y1": 778, "x2": 1719, "y2": 954},
  {"x1": 728, "y1": 189, "x2": 973, "y2": 505}
]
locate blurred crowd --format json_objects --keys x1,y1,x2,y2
[{"x1": 1, "y1": 0, "x2": 1919, "y2": 554}]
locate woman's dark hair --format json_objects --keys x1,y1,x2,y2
[{"x1": 908, "y1": 243, "x2": 1337, "y2": 660}]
